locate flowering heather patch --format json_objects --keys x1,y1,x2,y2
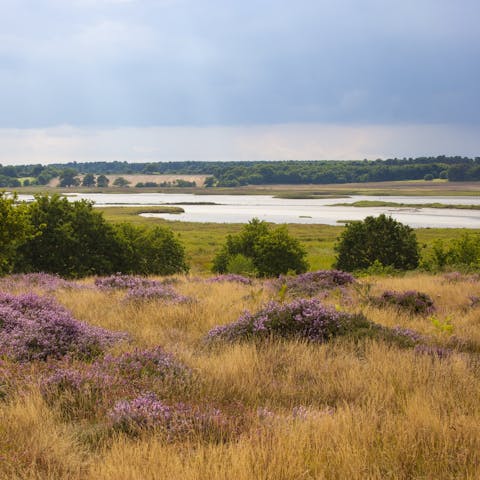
[
  {"x1": 0, "y1": 292, "x2": 126, "y2": 361},
  {"x1": 207, "y1": 274, "x2": 253, "y2": 285},
  {"x1": 273, "y1": 270, "x2": 355, "y2": 297},
  {"x1": 370, "y1": 290, "x2": 436, "y2": 316},
  {"x1": 100, "y1": 346, "x2": 191, "y2": 383},
  {"x1": 108, "y1": 392, "x2": 228, "y2": 440},
  {"x1": 41, "y1": 346, "x2": 192, "y2": 420},
  {"x1": 206, "y1": 298, "x2": 370, "y2": 343},
  {"x1": 0, "y1": 273, "x2": 81, "y2": 292},
  {"x1": 123, "y1": 285, "x2": 189, "y2": 304},
  {"x1": 94, "y1": 274, "x2": 163, "y2": 291}
]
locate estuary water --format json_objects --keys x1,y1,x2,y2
[{"x1": 17, "y1": 193, "x2": 480, "y2": 228}]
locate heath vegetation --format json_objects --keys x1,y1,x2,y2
[{"x1": 1, "y1": 269, "x2": 480, "y2": 479}]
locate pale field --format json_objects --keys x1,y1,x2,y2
[
  {"x1": 48, "y1": 174, "x2": 207, "y2": 187},
  {"x1": 1, "y1": 273, "x2": 480, "y2": 479}
]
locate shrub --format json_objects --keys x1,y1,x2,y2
[
  {"x1": 0, "y1": 273, "x2": 80, "y2": 292},
  {"x1": 16, "y1": 194, "x2": 122, "y2": 277},
  {"x1": 422, "y1": 234, "x2": 480, "y2": 271},
  {"x1": 274, "y1": 270, "x2": 355, "y2": 297},
  {"x1": 212, "y1": 218, "x2": 308, "y2": 277},
  {"x1": 95, "y1": 274, "x2": 162, "y2": 290},
  {"x1": 108, "y1": 393, "x2": 228, "y2": 440},
  {"x1": 124, "y1": 285, "x2": 189, "y2": 304},
  {"x1": 0, "y1": 292, "x2": 125, "y2": 361},
  {"x1": 0, "y1": 193, "x2": 31, "y2": 275},
  {"x1": 114, "y1": 223, "x2": 189, "y2": 275},
  {"x1": 370, "y1": 290, "x2": 435, "y2": 315},
  {"x1": 334, "y1": 214, "x2": 420, "y2": 272},
  {"x1": 206, "y1": 298, "x2": 370, "y2": 343},
  {"x1": 41, "y1": 346, "x2": 192, "y2": 419}
]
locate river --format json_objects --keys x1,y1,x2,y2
[{"x1": 16, "y1": 193, "x2": 480, "y2": 228}]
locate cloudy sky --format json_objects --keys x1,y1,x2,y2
[{"x1": 0, "y1": 0, "x2": 479, "y2": 164}]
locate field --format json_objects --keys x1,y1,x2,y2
[
  {"x1": 97, "y1": 207, "x2": 480, "y2": 273},
  {"x1": 1, "y1": 271, "x2": 480, "y2": 479},
  {"x1": 15, "y1": 179, "x2": 480, "y2": 196}
]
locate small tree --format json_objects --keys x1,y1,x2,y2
[
  {"x1": 212, "y1": 218, "x2": 308, "y2": 277},
  {"x1": 334, "y1": 214, "x2": 419, "y2": 272},
  {"x1": 59, "y1": 168, "x2": 80, "y2": 187},
  {"x1": 0, "y1": 193, "x2": 31, "y2": 275},
  {"x1": 113, "y1": 177, "x2": 130, "y2": 187},
  {"x1": 82, "y1": 173, "x2": 96, "y2": 187},
  {"x1": 97, "y1": 175, "x2": 110, "y2": 188}
]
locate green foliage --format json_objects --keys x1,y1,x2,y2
[
  {"x1": 113, "y1": 177, "x2": 130, "y2": 187},
  {"x1": 114, "y1": 223, "x2": 189, "y2": 275},
  {"x1": 0, "y1": 193, "x2": 31, "y2": 275},
  {"x1": 422, "y1": 233, "x2": 480, "y2": 271},
  {"x1": 82, "y1": 173, "x2": 96, "y2": 187},
  {"x1": 96, "y1": 175, "x2": 109, "y2": 188},
  {"x1": 429, "y1": 314, "x2": 454, "y2": 335},
  {"x1": 334, "y1": 214, "x2": 420, "y2": 272},
  {"x1": 0, "y1": 194, "x2": 188, "y2": 278},
  {"x1": 225, "y1": 254, "x2": 256, "y2": 276},
  {"x1": 58, "y1": 168, "x2": 80, "y2": 187},
  {"x1": 17, "y1": 195, "x2": 121, "y2": 277},
  {"x1": 212, "y1": 218, "x2": 308, "y2": 277}
]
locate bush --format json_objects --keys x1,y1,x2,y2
[
  {"x1": 7, "y1": 194, "x2": 188, "y2": 278},
  {"x1": 422, "y1": 233, "x2": 480, "y2": 271},
  {"x1": 206, "y1": 298, "x2": 431, "y2": 350},
  {"x1": 16, "y1": 195, "x2": 122, "y2": 277},
  {"x1": 274, "y1": 269, "x2": 355, "y2": 297},
  {"x1": 0, "y1": 292, "x2": 125, "y2": 361},
  {"x1": 206, "y1": 298, "x2": 368, "y2": 343},
  {"x1": 212, "y1": 218, "x2": 308, "y2": 277},
  {"x1": 0, "y1": 193, "x2": 31, "y2": 275},
  {"x1": 370, "y1": 290, "x2": 436, "y2": 315},
  {"x1": 108, "y1": 393, "x2": 228, "y2": 440},
  {"x1": 334, "y1": 214, "x2": 419, "y2": 272}
]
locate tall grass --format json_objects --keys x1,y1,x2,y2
[{"x1": 1, "y1": 272, "x2": 480, "y2": 478}]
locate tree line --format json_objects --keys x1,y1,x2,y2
[{"x1": 2, "y1": 156, "x2": 480, "y2": 188}]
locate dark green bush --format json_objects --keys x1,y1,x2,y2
[
  {"x1": 334, "y1": 214, "x2": 419, "y2": 272},
  {"x1": 212, "y1": 218, "x2": 308, "y2": 277},
  {"x1": 2, "y1": 194, "x2": 188, "y2": 278}
]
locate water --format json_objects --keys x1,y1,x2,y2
[{"x1": 16, "y1": 192, "x2": 480, "y2": 228}]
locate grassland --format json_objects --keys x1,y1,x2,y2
[
  {"x1": 333, "y1": 200, "x2": 480, "y2": 210},
  {"x1": 1, "y1": 272, "x2": 480, "y2": 479},
  {"x1": 13, "y1": 179, "x2": 480, "y2": 197},
  {"x1": 98, "y1": 206, "x2": 480, "y2": 274}
]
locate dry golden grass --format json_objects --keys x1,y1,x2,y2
[
  {"x1": 2, "y1": 273, "x2": 480, "y2": 479},
  {"x1": 48, "y1": 174, "x2": 207, "y2": 188}
]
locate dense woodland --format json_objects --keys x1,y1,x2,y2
[{"x1": 1, "y1": 156, "x2": 480, "y2": 187}]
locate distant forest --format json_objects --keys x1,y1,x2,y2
[{"x1": 1, "y1": 156, "x2": 480, "y2": 188}]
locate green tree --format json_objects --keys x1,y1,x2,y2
[
  {"x1": 0, "y1": 193, "x2": 31, "y2": 275},
  {"x1": 113, "y1": 177, "x2": 130, "y2": 187},
  {"x1": 96, "y1": 175, "x2": 110, "y2": 188},
  {"x1": 82, "y1": 173, "x2": 96, "y2": 187},
  {"x1": 59, "y1": 168, "x2": 80, "y2": 187},
  {"x1": 212, "y1": 218, "x2": 308, "y2": 277},
  {"x1": 254, "y1": 226, "x2": 308, "y2": 276},
  {"x1": 17, "y1": 195, "x2": 121, "y2": 277},
  {"x1": 115, "y1": 223, "x2": 188, "y2": 275},
  {"x1": 334, "y1": 214, "x2": 420, "y2": 272}
]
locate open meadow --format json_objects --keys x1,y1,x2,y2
[{"x1": 1, "y1": 271, "x2": 480, "y2": 479}]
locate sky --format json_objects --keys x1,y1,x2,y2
[{"x1": 0, "y1": 0, "x2": 479, "y2": 164}]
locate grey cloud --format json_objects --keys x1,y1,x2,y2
[{"x1": 0, "y1": 0, "x2": 479, "y2": 127}]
